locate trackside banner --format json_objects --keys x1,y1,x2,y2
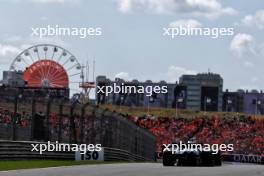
[
  {"x1": 222, "y1": 154, "x2": 264, "y2": 164},
  {"x1": 75, "y1": 148, "x2": 104, "y2": 161},
  {"x1": 157, "y1": 153, "x2": 263, "y2": 164}
]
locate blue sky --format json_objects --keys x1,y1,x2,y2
[{"x1": 0, "y1": 0, "x2": 264, "y2": 94}]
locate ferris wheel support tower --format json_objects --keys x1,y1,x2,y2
[{"x1": 79, "y1": 60, "x2": 96, "y2": 104}]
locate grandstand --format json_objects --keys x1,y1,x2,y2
[
  {"x1": 0, "y1": 44, "x2": 262, "y2": 165},
  {"x1": 0, "y1": 44, "x2": 160, "y2": 163},
  {"x1": 0, "y1": 99, "x2": 157, "y2": 160},
  {"x1": 101, "y1": 105, "x2": 264, "y2": 157}
]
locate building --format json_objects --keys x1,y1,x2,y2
[
  {"x1": 96, "y1": 73, "x2": 223, "y2": 112},
  {"x1": 179, "y1": 73, "x2": 223, "y2": 112},
  {"x1": 223, "y1": 89, "x2": 264, "y2": 115},
  {"x1": 1, "y1": 71, "x2": 25, "y2": 87},
  {"x1": 96, "y1": 73, "x2": 264, "y2": 115},
  {"x1": 96, "y1": 76, "x2": 176, "y2": 108},
  {"x1": 222, "y1": 89, "x2": 244, "y2": 113}
]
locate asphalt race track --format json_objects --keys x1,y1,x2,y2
[{"x1": 0, "y1": 163, "x2": 263, "y2": 176}]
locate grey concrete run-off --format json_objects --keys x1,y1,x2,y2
[{"x1": 0, "y1": 163, "x2": 263, "y2": 176}]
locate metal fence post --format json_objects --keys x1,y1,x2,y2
[
  {"x1": 69, "y1": 104, "x2": 77, "y2": 144},
  {"x1": 45, "y1": 95, "x2": 51, "y2": 141},
  {"x1": 30, "y1": 92, "x2": 36, "y2": 141},
  {"x1": 58, "y1": 101, "x2": 63, "y2": 142},
  {"x1": 12, "y1": 93, "x2": 18, "y2": 140},
  {"x1": 80, "y1": 103, "x2": 89, "y2": 144}
]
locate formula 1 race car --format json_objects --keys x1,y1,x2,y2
[{"x1": 162, "y1": 144, "x2": 222, "y2": 167}]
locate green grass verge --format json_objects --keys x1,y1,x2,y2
[
  {"x1": 100, "y1": 104, "x2": 249, "y2": 119},
  {"x1": 0, "y1": 160, "x2": 117, "y2": 171}
]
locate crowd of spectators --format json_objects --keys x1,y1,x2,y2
[
  {"x1": 127, "y1": 115, "x2": 264, "y2": 156},
  {"x1": 49, "y1": 113, "x2": 70, "y2": 138},
  {"x1": 0, "y1": 108, "x2": 30, "y2": 127},
  {"x1": 49, "y1": 113, "x2": 102, "y2": 144},
  {"x1": 0, "y1": 106, "x2": 263, "y2": 156}
]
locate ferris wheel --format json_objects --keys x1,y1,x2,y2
[{"x1": 10, "y1": 44, "x2": 82, "y2": 89}]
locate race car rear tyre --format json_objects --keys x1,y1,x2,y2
[
  {"x1": 186, "y1": 152, "x2": 198, "y2": 166},
  {"x1": 163, "y1": 152, "x2": 175, "y2": 166},
  {"x1": 201, "y1": 152, "x2": 215, "y2": 166},
  {"x1": 214, "y1": 152, "x2": 222, "y2": 166}
]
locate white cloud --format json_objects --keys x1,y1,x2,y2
[
  {"x1": 3, "y1": 35, "x2": 68, "y2": 48},
  {"x1": 0, "y1": 44, "x2": 23, "y2": 65},
  {"x1": 239, "y1": 85, "x2": 259, "y2": 91},
  {"x1": 117, "y1": 0, "x2": 237, "y2": 19},
  {"x1": 169, "y1": 19, "x2": 202, "y2": 28},
  {"x1": 166, "y1": 66, "x2": 196, "y2": 83},
  {"x1": 230, "y1": 33, "x2": 256, "y2": 57},
  {"x1": 0, "y1": 35, "x2": 68, "y2": 65},
  {"x1": 9, "y1": 0, "x2": 80, "y2": 4},
  {"x1": 242, "y1": 10, "x2": 264, "y2": 29},
  {"x1": 40, "y1": 16, "x2": 48, "y2": 21},
  {"x1": 29, "y1": 36, "x2": 68, "y2": 47},
  {"x1": 251, "y1": 77, "x2": 259, "y2": 83},
  {"x1": 0, "y1": 44, "x2": 21, "y2": 57},
  {"x1": 30, "y1": 0, "x2": 79, "y2": 4},
  {"x1": 115, "y1": 72, "x2": 131, "y2": 80},
  {"x1": 243, "y1": 61, "x2": 254, "y2": 68},
  {"x1": 3, "y1": 36, "x2": 22, "y2": 43}
]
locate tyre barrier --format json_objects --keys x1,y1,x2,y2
[{"x1": 0, "y1": 141, "x2": 152, "y2": 161}]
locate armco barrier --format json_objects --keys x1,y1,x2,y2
[
  {"x1": 0, "y1": 141, "x2": 153, "y2": 161},
  {"x1": 104, "y1": 147, "x2": 148, "y2": 161},
  {"x1": 0, "y1": 141, "x2": 73, "y2": 160}
]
